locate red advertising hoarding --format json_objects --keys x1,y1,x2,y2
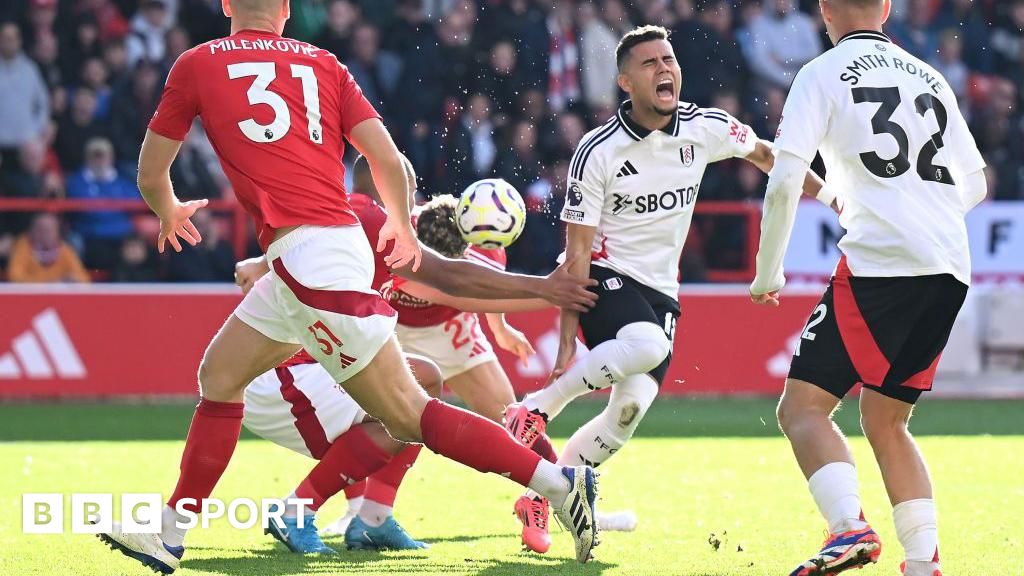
[{"x1": 0, "y1": 285, "x2": 821, "y2": 398}]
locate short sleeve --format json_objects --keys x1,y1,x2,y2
[
  {"x1": 703, "y1": 107, "x2": 758, "y2": 163},
  {"x1": 944, "y1": 94, "x2": 986, "y2": 178},
  {"x1": 338, "y1": 62, "x2": 381, "y2": 138},
  {"x1": 561, "y1": 139, "x2": 607, "y2": 227},
  {"x1": 773, "y1": 65, "x2": 830, "y2": 164},
  {"x1": 148, "y1": 50, "x2": 199, "y2": 141},
  {"x1": 466, "y1": 246, "x2": 507, "y2": 271}
]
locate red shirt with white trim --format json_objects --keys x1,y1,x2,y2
[
  {"x1": 391, "y1": 245, "x2": 507, "y2": 328},
  {"x1": 280, "y1": 193, "x2": 391, "y2": 368},
  {"x1": 149, "y1": 29, "x2": 380, "y2": 250}
]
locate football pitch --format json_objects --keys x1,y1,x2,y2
[{"x1": 2, "y1": 397, "x2": 1022, "y2": 575}]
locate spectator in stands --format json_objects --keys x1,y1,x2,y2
[
  {"x1": 933, "y1": 0, "x2": 992, "y2": 73},
  {"x1": 56, "y1": 87, "x2": 109, "y2": 172},
  {"x1": 30, "y1": 26, "x2": 61, "y2": 91},
  {"x1": 931, "y1": 30, "x2": 968, "y2": 102},
  {"x1": 698, "y1": 0, "x2": 748, "y2": 107},
  {"x1": 112, "y1": 234, "x2": 160, "y2": 282},
  {"x1": 507, "y1": 159, "x2": 568, "y2": 275},
  {"x1": 887, "y1": 0, "x2": 939, "y2": 58},
  {"x1": 5, "y1": 140, "x2": 63, "y2": 201},
  {"x1": 126, "y1": 0, "x2": 172, "y2": 67},
  {"x1": 23, "y1": 0, "x2": 58, "y2": 55},
  {"x1": 447, "y1": 93, "x2": 497, "y2": 192},
  {"x1": 346, "y1": 22, "x2": 402, "y2": 118},
  {"x1": 578, "y1": 1, "x2": 618, "y2": 114},
  {"x1": 61, "y1": 15, "x2": 104, "y2": 87},
  {"x1": 494, "y1": 120, "x2": 542, "y2": 194},
  {"x1": 545, "y1": 112, "x2": 586, "y2": 161},
  {"x1": 165, "y1": 210, "x2": 234, "y2": 282},
  {"x1": 475, "y1": 40, "x2": 522, "y2": 121},
  {"x1": 79, "y1": 57, "x2": 112, "y2": 120},
  {"x1": 478, "y1": 0, "x2": 548, "y2": 94},
  {"x1": 0, "y1": 22, "x2": 50, "y2": 170},
  {"x1": 103, "y1": 40, "x2": 130, "y2": 90},
  {"x1": 743, "y1": 0, "x2": 821, "y2": 91},
  {"x1": 991, "y1": 0, "x2": 1024, "y2": 90},
  {"x1": 111, "y1": 61, "x2": 160, "y2": 169},
  {"x1": 314, "y1": 0, "x2": 359, "y2": 62},
  {"x1": 7, "y1": 212, "x2": 90, "y2": 283},
  {"x1": 171, "y1": 121, "x2": 227, "y2": 201},
  {"x1": 65, "y1": 137, "x2": 138, "y2": 270},
  {"x1": 601, "y1": 0, "x2": 635, "y2": 36},
  {"x1": 546, "y1": 1, "x2": 581, "y2": 113}
]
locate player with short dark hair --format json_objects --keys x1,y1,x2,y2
[
  {"x1": 750, "y1": 1, "x2": 987, "y2": 575},
  {"x1": 95, "y1": 0, "x2": 603, "y2": 571},
  {"x1": 503, "y1": 24, "x2": 828, "y2": 553}
]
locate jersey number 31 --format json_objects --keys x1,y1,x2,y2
[
  {"x1": 852, "y1": 86, "x2": 954, "y2": 185},
  {"x1": 228, "y1": 62, "x2": 323, "y2": 145}
]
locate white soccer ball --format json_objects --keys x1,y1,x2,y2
[{"x1": 456, "y1": 178, "x2": 526, "y2": 249}]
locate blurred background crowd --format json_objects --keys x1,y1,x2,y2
[{"x1": 0, "y1": 0, "x2": 1020, "y2": 283}]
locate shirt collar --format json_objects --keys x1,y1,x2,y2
[
  {"x1": 837, "y1": 29, "x2": 891, "y2": 46},
  {"x1": 617, "y1": 100, "x2": 679, "y2": 141}
]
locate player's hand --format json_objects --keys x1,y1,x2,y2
[
  {"x1": 234, "y1": 256, "x2": 270, "y2": 295},
  {"x1": 750, "y1": 291, "x2": 781, "y2": 307},
  {"x1": 379, "y1": 216, "x2": 422, "y2": 272},
  {"x1": 156, "y1": 199, "x2": 208, "y2": 253},
  {"x1": 542, "y1": 257, "x2": 598, "y2": 311},
  {"x1": 493, "y1": 325, "x2": 536, "y2": 366},
  {"x1": 547, "y1": 339, "x2": 577, "y2": 385}
]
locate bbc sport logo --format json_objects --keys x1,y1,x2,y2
[{"x1": 22, "y1": 493, "x2": 313, "y2": 534}]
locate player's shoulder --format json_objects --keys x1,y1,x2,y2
[{"x1": 569, "y1": 115, "x2": 623, "y2": 180}]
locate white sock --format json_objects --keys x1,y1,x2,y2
[
  {"x1": 807, "y1": 462, "x2": 868, "y2": 534},
  {"x1": 282, "y1": 491, "x2": 315, "y2": 519},
  {"x1": 527, "y1": 460, "x2": 570, "y2": 507},
  {"x1": 893, "y1": 499, "x2": 939, "y2": 563},
  {"x1": 522, "y1": 322, "x2": 669, "y2": 419},
  {"x1": 358, "y1": 499, "x2": 393, "y2": 528},
  {"x1": 345, "y1": 495, "x2": 364, "y2": 516},
  {"x1": 557, "y1": 375, "x2": 658, "y2": 468},
  {"x1": 160, "y1": 505, "x2": 189, "y2": 548}
]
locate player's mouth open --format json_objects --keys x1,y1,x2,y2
[{"x1": 656, "y1": 79, "x2": 674, "y2": 100}]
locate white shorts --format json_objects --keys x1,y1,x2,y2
[
  {"x1": 396, "y1": 312, "x2": 497, "y2": 380},
  {"x1": 242, "y1": 362, "x2": 366, "y2": 459},
  {"x1": 235, "y1": 225, "x2": 397, "y2": 383}
]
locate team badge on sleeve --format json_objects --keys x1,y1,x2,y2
[{"x1": 680, "y1": 145, "x2": 694, "y2": 167}]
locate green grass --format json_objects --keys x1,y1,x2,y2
[{"x1": 1, "y1": 399, "x2": 1022, "y2": 575}]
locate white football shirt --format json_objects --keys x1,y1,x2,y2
[
  {"x1": 559, "y1": 100, "x2": 757, "y2": 298},
  {"x1": 774, "y1": 30, "x2": 985, "y2": 285}
]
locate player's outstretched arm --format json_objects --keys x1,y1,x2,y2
[
  {"x1": 745, "y1": 139, "x2": 837, "y2": 213},
  {"x1": 349, "y1": 118, "x2": 421, "y2": 270},
  {"x1": 138, "y1": 129, "x2": 208, "y2": 253},
  {"x1": 392, "y1": 245, "x2": 598, "y2": 312},
  {"x1": 750, "y1": 151, "x2": 810, "y2": 305},
  {"x1": 551, "y1": 223, "x2": 598, "y2": 382}
]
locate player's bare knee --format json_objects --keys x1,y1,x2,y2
[
  {"x1": 196, "y1": 357, "x2": 242, "y2": 400},
  {"x1": 860, "y1": 409, "x2": 909, "y2": 443},
  {"x1": 408, "y1": 357, "x2": 443, "y2": 399}
]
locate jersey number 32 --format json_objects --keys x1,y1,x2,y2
[{"x1": 852, "y1": 86, "x2": 954, "y2": 185}]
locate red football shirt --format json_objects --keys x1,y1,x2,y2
[
  {"x1": 280, "y1": 193, "x2": 391, "y2": 368},
  {"x1": 149, "y1": 29, "x2": 380, "y2": 250},
  {"x1": 391, "y1": 244, "x2": 507, "y2": 328}
]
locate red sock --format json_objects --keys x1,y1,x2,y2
[
  {"x1": 294, "y1": 425, "x2": 392, "y2": 511},
  {"x1": 365, "y1": 445, "x2": 421, "y2": 506},
  {"x1": 344, "y1": 480, "x2": 366, "y2": 501},
  {"x1": 419, "y1": 399, "x2": 541, "y2": 486},
  {"x1": 532, "y1": 434, "x2": 558, "y2": 463},
  {"x1": 168, "y1": 399, "x2": 244, "y2": 514}
]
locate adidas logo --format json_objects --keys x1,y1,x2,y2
[
  {"x1": 468, "y1": 341, "x2": 487, "y2": 358},
  {"x1": 0, "y1": 309, "x2": 86, "y2": 379},
  {"x1": 338, "y1": 352, "x2": 357, "y2": 369},
  {"x1": 614, "y1": 160, "x2": 638, "y2": 178},
  {"x1": 569, "y1": 490, "x2": 591, "y2": 538}
]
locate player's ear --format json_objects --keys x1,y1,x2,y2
[
  {"x1": 221, "y1": 0, "x2": 231, "y2": 18},
  {"x1": 616, "y1": 72, "x2": 630, "y2": 94},
  {"x1": 281, "y1": 0, "x2": 291, "y2": 20},
  {"x1": 880, "y1": 0, "x2": 891, "y2": 24}
]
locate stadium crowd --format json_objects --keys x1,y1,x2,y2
[{"x1": 0, "y1": 0, "x2": 1020, "y2": 282}]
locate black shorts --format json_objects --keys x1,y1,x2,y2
[
  {"x1": 579, "y1": 265, "x2": 680, "y2": 384},
  {"x1": 788, "y1": 257, "x2": 968, "y2": 404}
]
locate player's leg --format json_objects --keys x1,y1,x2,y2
[
  {"x1": 99, "y1": 310, "x2": 300, "y2": 573},
  {"x1": 338, "y1": 337, "x2": 600, "y2": 563},
  {"x1": 446, "y1": 360, "x2": 515, "y2": 423},
  {"x1": 859, "y1": 276, "x2": 966, "y2": 576},
  {"x1": 345, "y1": 355, "x2": 440, "y2": 550}
]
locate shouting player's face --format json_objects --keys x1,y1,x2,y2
[{"x1": 618, "y1": 39, "x2": 681, "y2": 117}]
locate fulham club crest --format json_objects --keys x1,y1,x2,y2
[{"x1": 680, "y1": 144, "x2": 694, "y2": 167}]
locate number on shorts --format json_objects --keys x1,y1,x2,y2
[
  {"x1": 795, "y1": 304, "x2": 827, "y2": 357},
  {"x1": 227, "y1": 62, "x2": 323, "y2": 144},
  {"x1": 308, "y1": 320, "x2": 342, "y2": 355},
  {"x1": 444, "y1": 313, "x2": 482, "y2": 350}
]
